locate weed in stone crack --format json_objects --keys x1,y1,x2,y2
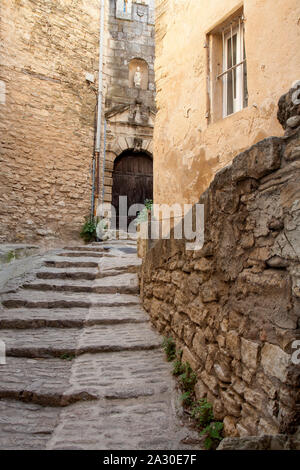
[
  {"x1": 60, "y1": 353, "x2": 75, "y2": 361},
  {"x1": 180, "y1": 391, "x2": 194, "y2": 407},
  {"x1": 6, "y1": 251, "x2": 16, "y2": 262},
  {"x1": 200, "y1": 421, "x2": 224, "y2": 450},
  {"x1": 172, "y1": 351, "x2": 185, "y2": 376},
  {"x1": 165, "y1": 339, "x2": 224, "y2": 450},
  {"x1": 162, "y1": 336, "x2": 176, "y2": 362}
]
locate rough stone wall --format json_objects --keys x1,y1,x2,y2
[
  {"x1": 0, "y1": 0, "x2": 100, "y2": 242},
  {"x1": 101, "y1": 0, "x2": 156, "y2": 205},
  {"x1": 140, "y1": 88, "x2": 300, "y2": 438}
]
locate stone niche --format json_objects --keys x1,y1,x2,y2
[{"x1": 129, "y1": 58, "x2": 149, "y2": 90}]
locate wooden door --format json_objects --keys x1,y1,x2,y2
[{"x1": 112, "y1": 152, "x2": 153, "y2": 229}]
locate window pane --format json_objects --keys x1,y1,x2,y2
[
  {"x1": 243, "y1": 36, "x2": 248, "y2": 108},
  {"x1": 226, "y1": 34, "x2": 237, "y2": 116}
]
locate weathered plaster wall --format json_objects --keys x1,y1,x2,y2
[
  {"x1": 140, "y1": 88, "x2": 300, "y2": 438},
  {"x1": 154, "y1": 0, "x2": 300, "y2": 207},
  {"x1": 0, "y1": 0, "x2": 100, "y2": 242}
]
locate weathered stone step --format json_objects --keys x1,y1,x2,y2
[
  {"x1": 98, "y1": 256, "x2": 141, "y2": 273},
  {"x1": 0, "y1": 351, "x2": 171, "y2": 407},
  {"x1": 0, "y1": 357, "x2": 73, "y2": 406},
  {"x1": 0, "y1": 400, "x2": 61, "y2": 450},
  {"x1": 0, "y1": 323, "x2": 162, "y2": 358},
  {"x1": 67, "y1": 350, "x2": 173, "y2": 400},
  {"x1": 44, "y1": 258, "x2": 100, "y2": 268},
  {"x1": 36, "y1": 267, "x2": 98, "y2": 280},
  {"x1": 22, "y1": 273, "x2": 139, "y2": 295},
  {"x1": 1, "y1": 290, "x2": 140, "y2": 309},
  {"x1": 47, "y1": 396, "x2": 199, "y2": 450},
  {"x1": 56, "y1": 251, "x2": 108, "y2": 258},
  {"x1": 63, "y1": 246, "x2": 109, "y2": 253},
  {"x1": 0, "y1": 305, "x2": 148, "y2": 329}
]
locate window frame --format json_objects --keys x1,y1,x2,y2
[{"x1": 222, "y1": 21, "x2": 246, "y2": 118}]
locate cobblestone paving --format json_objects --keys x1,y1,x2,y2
[{"x1": 0, "y1": 240, "x2": 201, "y2": 450}]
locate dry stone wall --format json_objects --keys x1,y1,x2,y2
[{"x1": 140, "y1": 87, "x2": 300, "y2": 438}]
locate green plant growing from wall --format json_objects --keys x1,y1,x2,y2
[
  {"x1": 80, "y1": 217, "x2": 97, "y2": 243},
  {"x1": 200, "y1": 421, "x2": 224, "y2": 450},
  {"x1": 178, "y1": 362, "x2": 197, "y2": 393},
  {"x1": 191, "y1": 399, "x2": 214, "y2": 428},
  {"x1": 162, "y1": 336, "x2": 176, "y2": 362},
  {"x1": 162, "y1": 335, "x2": 224, "y2": 450},
  {"x1": 172, "y1": 350, "x2": 184, "y2": 376},
  {"x1": 180, "y1": 390, "x2": 194, "y2": 407}
]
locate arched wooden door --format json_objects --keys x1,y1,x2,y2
[{"x1": 112, "y1": 151, "x2": 153, "y2": 229}]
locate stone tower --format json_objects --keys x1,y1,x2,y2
[{"x1": 97, "y1": 0, "x2": 156, "y2": 225}]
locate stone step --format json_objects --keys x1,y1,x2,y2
[
  {"x1": 1, "y1": 290, "x2": 140, "y2": 309},
  {"x1": 0, "y1": 400, "x2": 61, "y2": 450},
  {"x1": 47, "y1": 396, "x2": 199, "y2": 450},
  {"x1": 98, "y1": 256, "x2": 141, "y2": 273},
  {"x1": 0, "y1": 350, "x2": 171, "y2": 406},
  {"x1": 36, "y1": 267, "x2": 99, "y2": 280},
  {"x1": 0, "y1": 323, "x2": 162, "y2": 358},
  {"x1": 22, "y1": 273, "x2": 139, "y2": 295},
  {"x1": 44, "y1": 257, "x2": 100, "y2": 268},
  {"x1": 0, "y1": 357, "x2": 74, "y2": 406},
  {"x1": 66, "y1": 350, "x2": 173, "y2": 400},
  {"x1": 56, "y1": 251, "x2": 108, "y2": 258},
  {"x1": 63, "y1": 246, "x2": 109, "y2": 253},
  {"x1": 0, "y1": 305, "x2": 148, "y2": 328}
]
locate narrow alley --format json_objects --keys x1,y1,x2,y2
[{"x1": 0, "y1": 240, "x2": 199, "y2": 450}]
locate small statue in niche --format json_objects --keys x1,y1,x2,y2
[{"x1": 134, "y1": 66, "x2": 142, "y2": 88}]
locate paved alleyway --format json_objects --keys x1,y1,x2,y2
[{"x1": 0, "y1": 240, "x2": 200, "y2": 450}]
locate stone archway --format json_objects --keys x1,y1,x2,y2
[{"x1": 111, "y1": 150, "x2": 153, "y2": 230}]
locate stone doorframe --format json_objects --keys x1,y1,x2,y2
[{"x1": 102, "y1": 139, "x2": 153, "y2": 207}]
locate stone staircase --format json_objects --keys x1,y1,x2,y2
[{"x1": 0, "y1": 239, "x2": 200, "y2": 450}]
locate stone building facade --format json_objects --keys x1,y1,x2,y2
[
  {"x1": 140, "y1": 86, "x2": 300, "y2": 438},
  {"x1": 99, "y1": 0, "x2": 156, "y2": 213},
  {"x1": 153, "y1": 0, "x2": 300, "y2": 210},
  {"x1": 0, "y1": 0, "x2": 155, "y2": 242}
]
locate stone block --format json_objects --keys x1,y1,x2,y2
[
  {"x1": 221, "y1": 390, "x2": 243, "y2": 417},
  {"x1": 261, "y1": 343, "x2": 291, "y2": 382},
  {"x1": 241, "y1": 338, "x2": 260, "y2": 369},
  {"x1": 200, "y1": 370, "x2": 218, "y2": 395},
  {"x1": 223, "y1": 416, "x2": 238, "y2": 437},
  {"x1": 226, "y1": 330, "x2": 241, "y2": 360},
  {"x1": 214, "y1": 363, "x2": 231, "y2": 383},
  {"x1": 192, "y1": 330, "x2": 207, "y2": 363},
  {"x1": 181, "y1": 346, "x2": 199, "y2": 371},
  {"x1": 257, "y1": 372, "x2": 277, "y2": 399},
  {"x1": 194, "y1": 380, "x2": 208, "y2": 400},
  {"x1": 201, "y1": 280, "x2": 218, "y2": 303},
  {"x1": 231, "y1": 137, "x2": 282, "y2": 182},
  {"x1": 193, "y1": 258, "x2": 211, "y2": 272},
  {"x1": 258, "y1": 418, "x2": 280, "y2": 436},
  {"x1": 213, "y1": 399, "x2": 226, "y2": 421},
  {"x1": 244, "y1": 388, "x2": 264, "y2": 411}
]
